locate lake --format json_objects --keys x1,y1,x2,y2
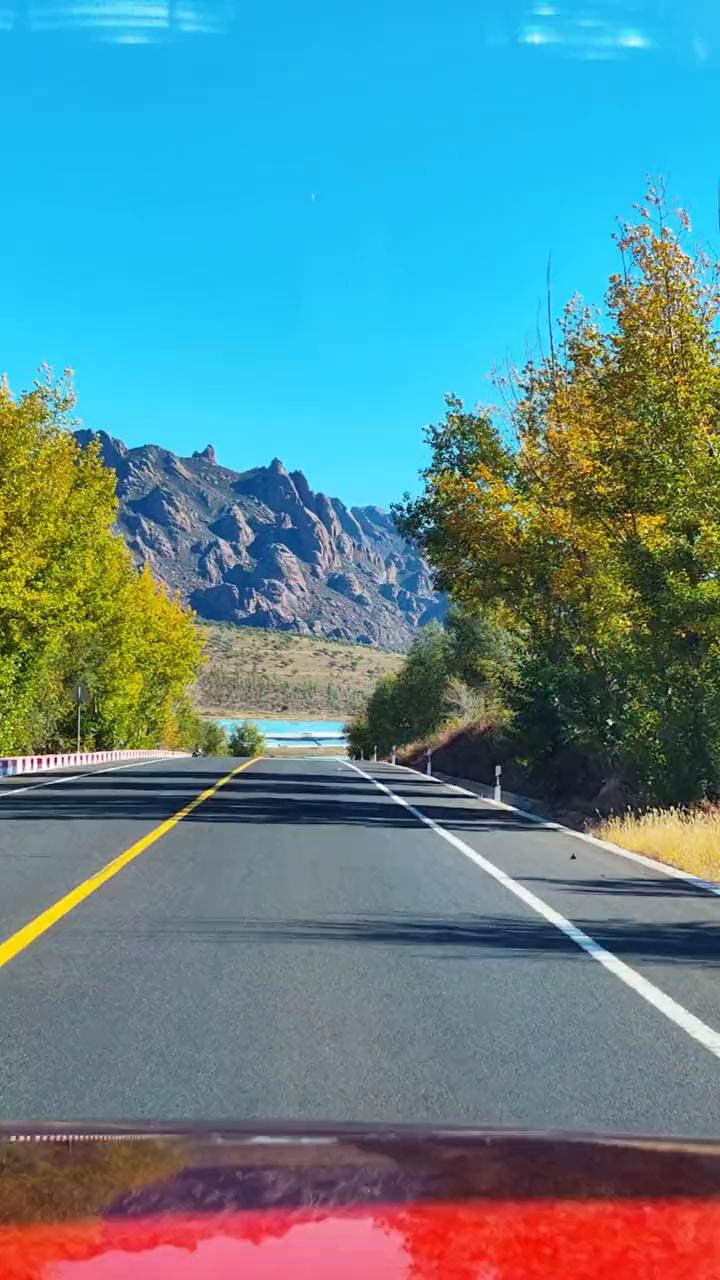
[{"x1": 219, "y1": 718, "x2": 347, "y2": 747}]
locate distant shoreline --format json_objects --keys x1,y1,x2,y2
[{"x1": 198, "y1": 708, "x2": 347, "y2": 724}]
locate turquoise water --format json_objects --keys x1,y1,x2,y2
[{"x1": 219, "y1": 717, "x2": 346, "y2": 745}]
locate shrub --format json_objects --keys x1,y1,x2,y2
[
  {"x1": 201, "y1": 721, "x2": 229, "y2": 755},
  {"x1": 228, "y1": 720, "x2": 265, "y2": 757}
]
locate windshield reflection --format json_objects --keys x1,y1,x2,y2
[{"x1": 1, "y1": 0, "x2": 717, "y2": 65}]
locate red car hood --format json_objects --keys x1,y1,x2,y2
[{"x1": 2, "y1": 1124, "x2": 720, "y2": 1280}]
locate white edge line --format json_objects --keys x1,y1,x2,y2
[
  {"x1": 343, "y1": 758, "x2": 720, "y2": 1063},
  {"x1": 0, "y1": 756, "x2": 177, "y2": 800},
  {"x1": 380, "y1": 762, "x2": 720, "y2": 900}
]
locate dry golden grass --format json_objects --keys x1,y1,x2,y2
[
  {"x1": 593, "y1": 807, "x2": 720, "y2": 881},
  {"x1": 397, "y1": 701, "x2": 510, "y2": 766},
  {"x1": 397, "y1": 718, "x2": 470, "y2": 764},
  {"x1": 193, "y1": 623, "x2": 404, "y2": 717}
]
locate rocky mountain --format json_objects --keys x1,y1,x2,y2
[{"x1": 75, "y1": 431, "x2": 445, "y2": 649}]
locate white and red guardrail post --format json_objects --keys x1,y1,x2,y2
[{"x1": 0, "y1": 749, "x2": 189, "y2": 778}]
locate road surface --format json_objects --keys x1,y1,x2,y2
[{"x1": 1, "y1": 754, "x2": 719, "y2": 1134}]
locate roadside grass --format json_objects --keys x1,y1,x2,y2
[
  {"x1": 397, "y1": 701, "x2": 510, "y2": 766},
  {"x1": 193, "y1": 623, "x2": 404, "y2": 717},
  {"x1": 593, "y1": 807, "x2": 720, "y2": 881},
  {"x1": 397, "y1": 718, "x2": 471, "y2": 764}
]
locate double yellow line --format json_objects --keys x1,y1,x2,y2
[{"x1": 0, "y1": 757, "x2": 260, "y2": 972}]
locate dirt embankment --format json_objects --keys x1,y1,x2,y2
[{"x1": 398, "y1": 722, "x2": 635, "y2": 828}]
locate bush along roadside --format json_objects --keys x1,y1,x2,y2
[{"x1": 229, "y1": 721, "x2": 266, "y2": 757}]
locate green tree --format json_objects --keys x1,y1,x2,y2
[
  {"x1": 201, "y1": 721, "x2": 229, "y2": 754},
  {"x1": 364, "y1": 674, "x2": 403, "y2": 754},
  {"x1": 356, "y1": 622, "x2": 455, "y2": 754},
  {"x1": 394, "y1": 621, "x2": 451, "y2": 739},
  {"x1": 162, "y1": 695, "x2": 204, "y2": 752},
  {"x1": 444, "y1": 602, "x2": 521, "y2": 695},
  {"x1": 95, "y1": 565, "x2": 203, "y2": 750},
  {"x1": 395, "y1": 189, "x2": 720, "y2": 802},
  {"x1": 0, "y1": 369, "x2": 118, "y2": 751},
  {"x1": 229, "y1": 720, "x2": 265, "y2": 756},
  {"x1": 345, "y1": 713, "x2": 373, "y2": 758}
]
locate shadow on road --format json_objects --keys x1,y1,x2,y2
[
  {"x1": 522, "y1": 875, "x2": 713, "y2": 899},
  {"x1": 0, "y1": 769, "x2": 538, "y2": 834},
  {"x1": 78, "y1": 910, "x2": 720, "y2": 967},
  {"x1": 2, "y1": 767, "x2": 717, "y2": 917}
]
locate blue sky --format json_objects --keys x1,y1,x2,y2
[{"x1": 3, "y1": 1, "x2": 720, "y2": 507}]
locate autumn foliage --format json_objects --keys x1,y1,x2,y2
[
  {"x1": 396, "y1": 188, "x2": 720, "y2": 803},
  {"x1": 0, "y1": 369, "x2": 204, "y2": 754}
]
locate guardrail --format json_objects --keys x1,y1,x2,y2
[
  {"x1": 0, "y1": 749, "x2": 189, "y2": 778},
  {"x1": 267, "y1": 734, "x2": 346, "y2": 742}
]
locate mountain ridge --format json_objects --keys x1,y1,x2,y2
[{"x1": 75, "y1": 430, "x2": 444, "y2": 649}]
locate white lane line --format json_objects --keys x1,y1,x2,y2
[
  {"x1": 387, "y1": 762, "x2": 720, "y2": 900},
  {"x1": 0, "y1": 757, "x2": 176, "y2": 800},
  {"x1": 344, "y1": 758, "x2": 720, "y2": 1064}
]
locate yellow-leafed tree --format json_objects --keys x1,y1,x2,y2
[
  {"x1": 0, "y1": 369, "x2": 203, "y2": 754},
  {"x1": 396, "y1": 188, "x2": 720, "y2": 802}
]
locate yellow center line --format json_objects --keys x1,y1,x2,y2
[{"x1": 0, "y1": 756, "x2": 262, "y2": 972}]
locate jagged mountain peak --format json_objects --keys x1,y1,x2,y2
[{"x1": 75, "y1": 430, "x2": 444, "y2": 648}]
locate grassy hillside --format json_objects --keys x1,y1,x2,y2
[{"x1": 193, "y1": 623, "x2": 404, "y2": 718}]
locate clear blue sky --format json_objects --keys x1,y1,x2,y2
[{"x1": 3, "y1": 1, "x2": 720, "y2": 507}]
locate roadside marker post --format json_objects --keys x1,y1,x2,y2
[
  {"x1": 426, "y1": 747, "x2": 432, "y2": 776},
  {"x1": 494, "y1": 764, "x2": 502, "y2": 803},
  {"x1": 75, "y1": 683, "x2": 88, "y2": 753},
  {"x1": 373, "y1": 745, "x2": 378, "y2": 762},
  {"x1": 391, "y1": 745, "x2": 396, "y2": 766}
]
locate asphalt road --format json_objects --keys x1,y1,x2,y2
[{"x1": 1, "y1": 754, "x2": 720, "y2": 1135}]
